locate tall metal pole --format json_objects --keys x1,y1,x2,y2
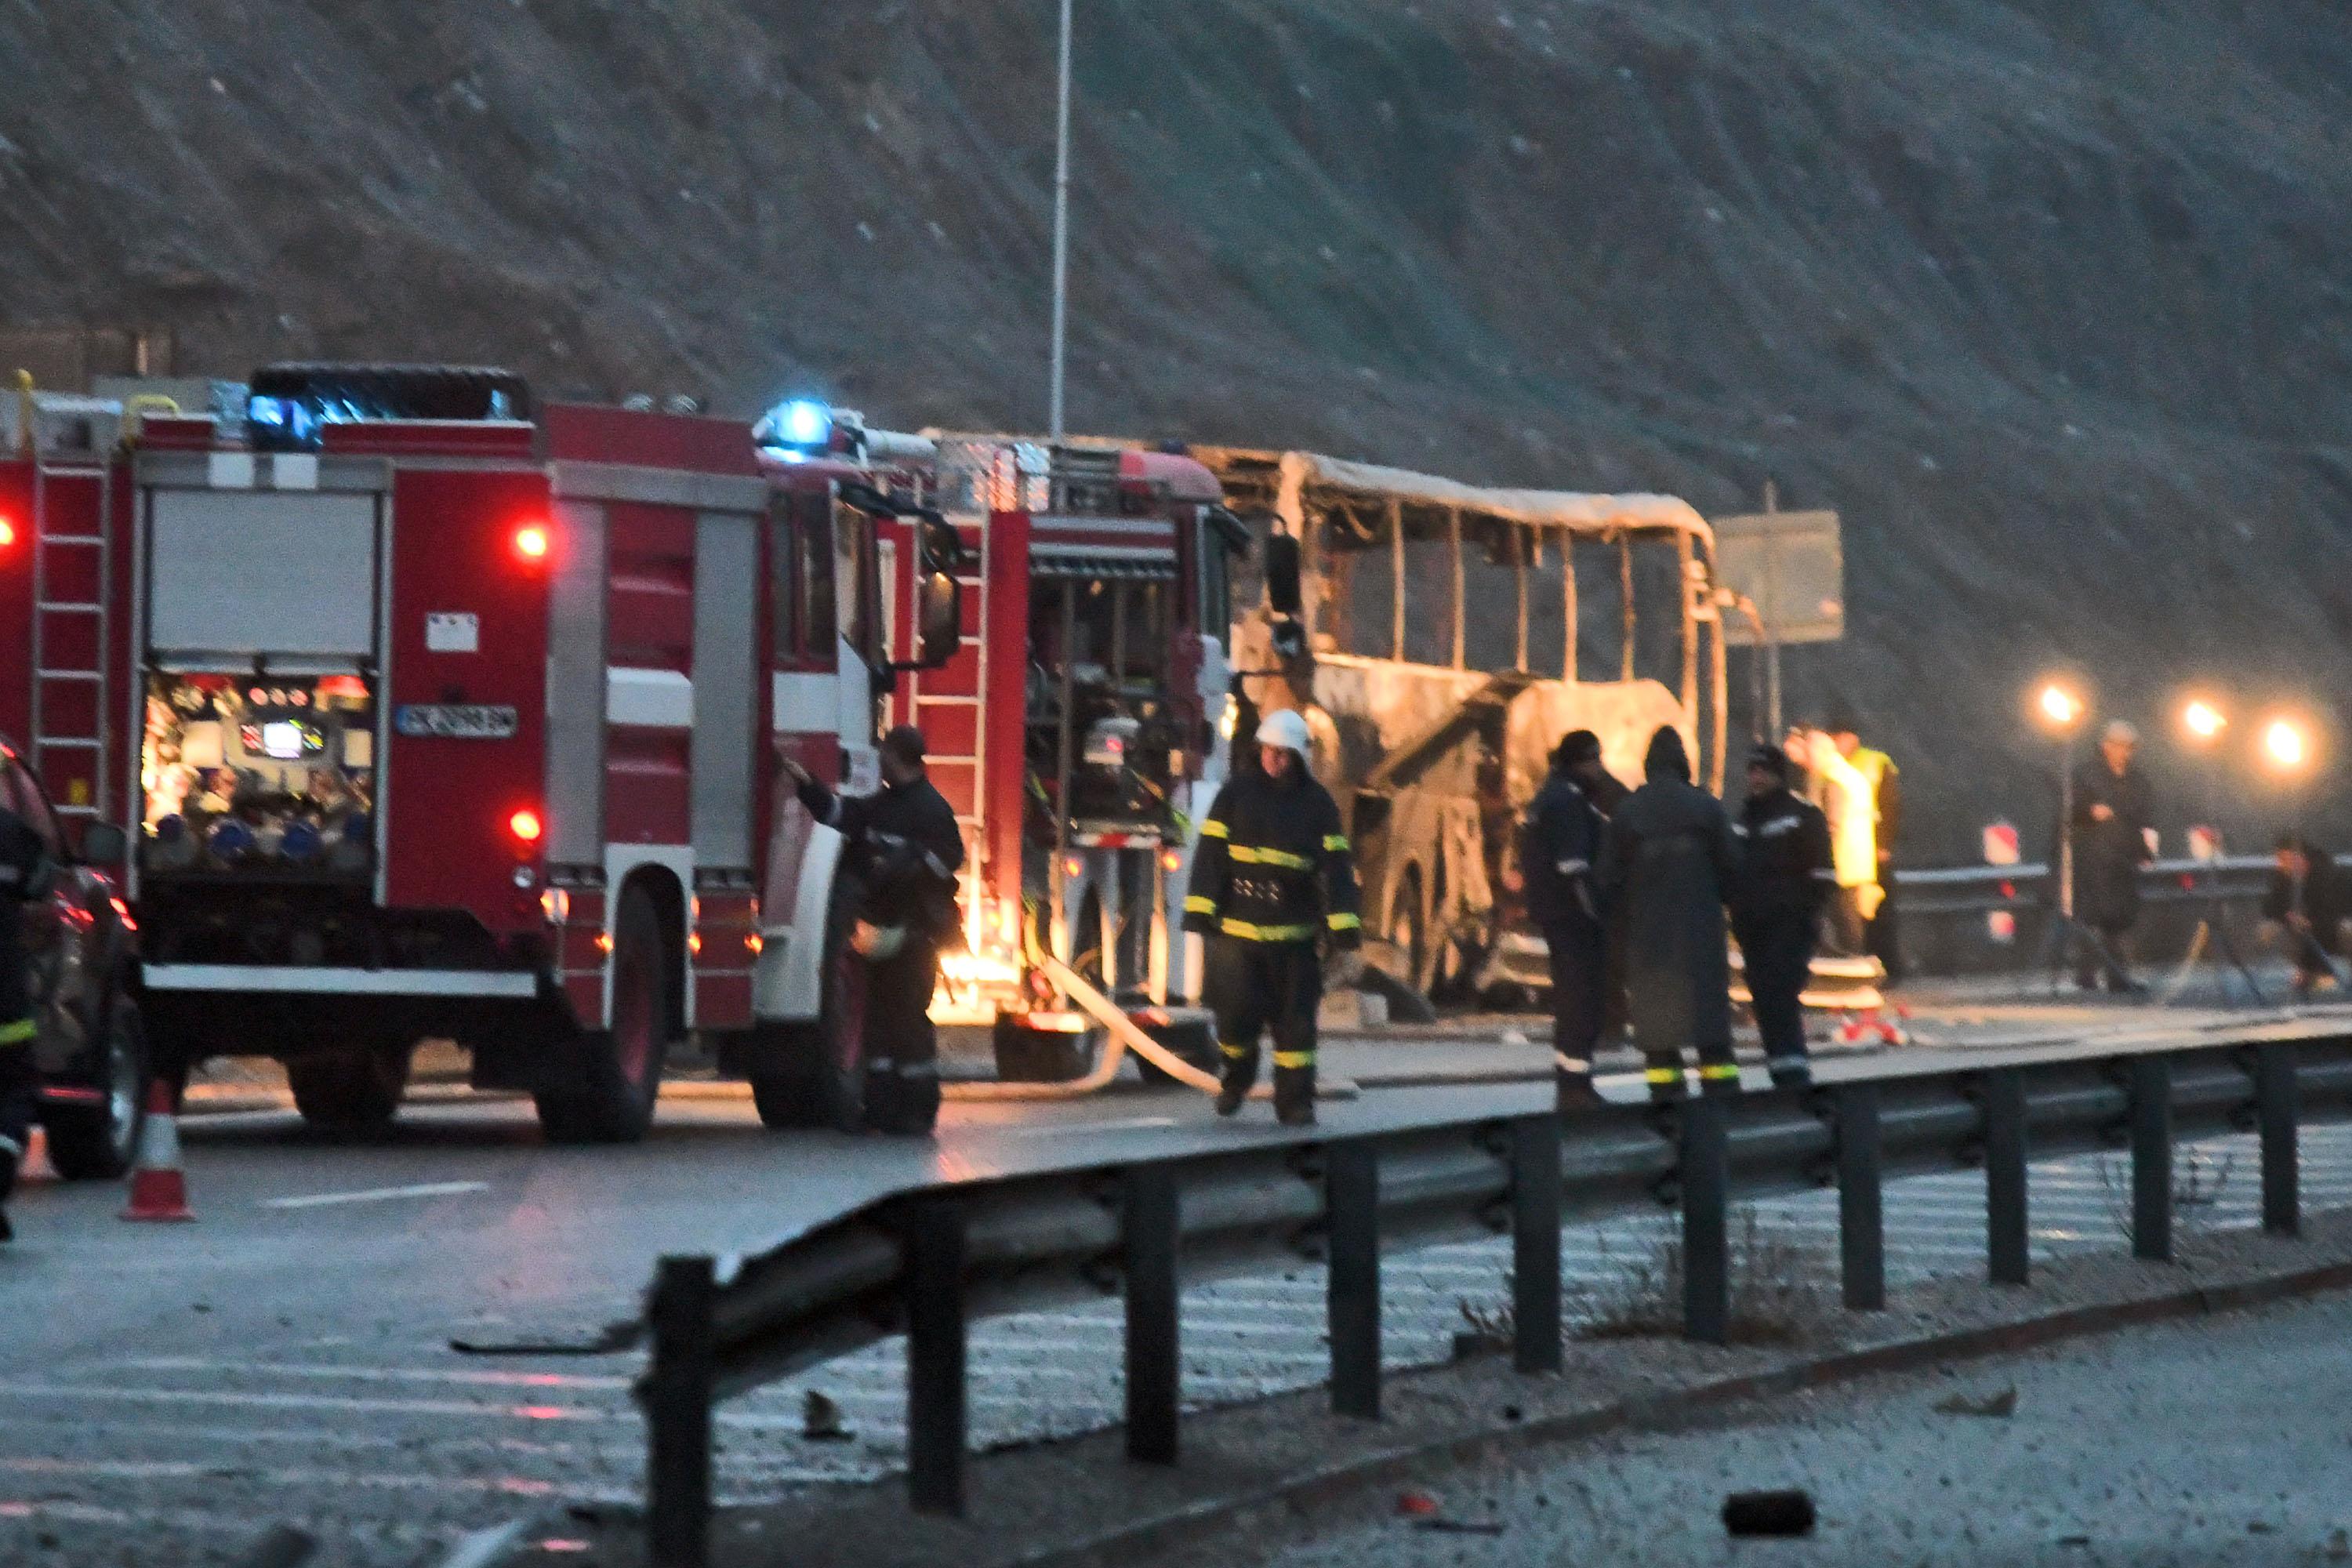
[{"x1": 1047, "y1": 0, "x2": 1074, "y2": 443}]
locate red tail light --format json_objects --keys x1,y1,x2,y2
[
  {"x1": 507, "y1": 808, "x2": 543, "y2": 845},
  {"x1": 513, "y1": 524, "x2": 551, "y2": 562},
  {"x1": 0, "y1": 518, "x2": 15, "y2": 549}
]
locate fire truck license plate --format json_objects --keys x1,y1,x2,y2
[{"x1": 394, "y1": 703, "x2": 521, "y2": 740}]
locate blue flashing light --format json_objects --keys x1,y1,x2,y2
[
  {"x1": 757, "y1": 397, "x2": 833, "y2": 452},
  {"x1": 248, "y1": 395, "x2": 288, "y2": 428}
]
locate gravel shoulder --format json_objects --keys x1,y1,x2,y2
[{"x1": 566, "y1": 1207, "x2": 2352, "y2": 1568}]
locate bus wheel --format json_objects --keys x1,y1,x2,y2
[
  {"x1": 538, "y1": 883, "x2": 673, "y2": 1145},
  {"x1": 749, "y1": 873, "x2": 866, "y2": 1132},
  {"x1": 288, "y1": 1037, "x2": 412, "y2": 1136}
]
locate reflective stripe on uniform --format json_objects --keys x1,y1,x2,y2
[
  {"x1": 1326, "y1": 911, "x2": 1361, "y2": 931},
  {"x1": 0, "y1": 1018, "x2": 34, "y2": 1046},
  {"x1": 1183, "y1": 895, "x2": 1217, "y2": 915},
  {"x1": 1229, "y1": 844, "x2": 1314, "y2": 870},
  {"x1": 1199, "y1": 818, "x2": 1229, "y2": 839},
  {"x1": 1698, "y1": 1062, "x2": 1742, "y2": 1080},
  {"x1": 1322, "y1": 833, "x2": 1349, "y2": 852},
  {"x1": 1219, "y1": 1040, "x2": 1250, "y2": 1059},
  {"x1": 1643, "y1": 1066, "x2": 1682, "y2": 1084},
  {"x1": 1272, "y1": 1050, "x2": 1314, "y2": 1070},
  {"x1": 1219, "y1": 919, "x2": 1316, "y2": 942}
]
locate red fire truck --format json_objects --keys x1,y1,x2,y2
[{"x1": 0, "y1": 367, "x2": 1234, "y2": 1144}]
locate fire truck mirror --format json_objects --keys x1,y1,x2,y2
[
  {"x1": 916, "y1": 568, "x2": 962, "y2": 670},
  {"x1": 1263, "y1": 532, "x2": 1303, "y2": 618},
  {"x1": 78, "y1": 820, "x2": 127, "y2": 866}
]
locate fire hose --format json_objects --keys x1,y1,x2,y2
[{"x1": 941, "y1": 953, "x2": 1357, "y2": 1102}]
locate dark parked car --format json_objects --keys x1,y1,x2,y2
[{"x1": 0, "y1": 741, "x2": 146, "y2": 1177}]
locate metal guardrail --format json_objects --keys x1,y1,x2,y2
[
  {"x1": 632, "y1": 1016, "x2": 2352, "y2": 1565},
  {"x1": 1889, "y1": 855, "x2": 2285, "y2": 916}
]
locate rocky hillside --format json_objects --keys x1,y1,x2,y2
[{"x1": 7, "y1": 0, "x2": 2351, "y2": 858}]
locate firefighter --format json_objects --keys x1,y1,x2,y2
[
  {"x1": 1183, "y1": 708, "x2": 1361, "y2": 1126},
  {"x1": 1598, "y1": 726, "x2": 1739, "y2": 1098},
  {"x1": 2262, "y1": 834, "x2": 2347, "y2": 997},
  {"x1": 779, "y1": 726, "x2": 964, "y2": 1136},
  {"x1": 1522, "y1": 729, "x2": 1611, "y2": 1109},
  {"x1": 1732, "y1": 743, "x2": 1835, "y2": 1089},
  {"x1": 0, "y1": 783, "x2": 53, "y2": 1243},
  {"x1": 1824, "y1": 706, "x2": 1904, "y2": 984}
]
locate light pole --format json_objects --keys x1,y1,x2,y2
[
  {"x1": 2174, "y1": 695, "x2": 2263, "y2": 1005},
  {"x1": 1047, "y1": 0, "x2": 1074, "y2": 444}
]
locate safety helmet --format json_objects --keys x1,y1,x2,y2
[{"x1": 1254, "y1": 708, "x2": 1312, "y2": 757}]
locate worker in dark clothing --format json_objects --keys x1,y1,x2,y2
[
  {"x1": 1522, "y1": 729, "x2": 1611, "y2": 1109},
  {"x1": 1732, "y1": 744, "x2": 1835, "y2": 1089},
  {"x1": 0, "y1": 791, "x2": 53, "y2": 1243},
  {"x1": 2263, "y1": 834, "x2": 2348, "y2": 998},
  {"x1": 1183, "y1": 708, "x2": 1361, "y2": 1126},
  {"x1": 779, "y1": 726, "x2": 964, "y2": 1135},
  {"x1": 2071, "y1": 720, "x2": 2153, "y2": 993},
  {"x1": 1825, "y1": 706, "x2": 1905, "y2": 985},
  {"x1": 1598, "y1": 726, "x2": 1740, "y2": 1098}
]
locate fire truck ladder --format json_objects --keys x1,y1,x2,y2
[
  {"x1": 29, "y1": 459, "x2": 110, "y2": 821},
  {"x1": 910, "y1": 511, "x2": 989, "y2": 896}
]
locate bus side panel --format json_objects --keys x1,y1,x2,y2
[{"x1": 382, "y1": 467, "x2": 554, "y2": 933}]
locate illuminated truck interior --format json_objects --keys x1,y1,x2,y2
[{"x1": 140, "y1": 672, "x2": 376, "y2": 881}]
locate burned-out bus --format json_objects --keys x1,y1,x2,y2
[{"x1": 1196, "y1": 448, "x2": 1726, "y2": 1003}]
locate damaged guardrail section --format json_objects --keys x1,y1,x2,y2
[{"x1": 635, "y1": 1021, "x2": 2352, "y2": 1566}]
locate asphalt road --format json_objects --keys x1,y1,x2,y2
[
  {"x1": 1229, "y1": 1287, "x2": 2352, "y2": 1568},
  {"x1": 4, "y1": 996, "x2": 2346, "y2": 1565}
]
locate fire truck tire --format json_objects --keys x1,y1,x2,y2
[
  {"x1": 747, "y1": 871, "x2": 866, "y2": 1132},
  {"x1": 288, "y1": 1040, "x2": 412, "y2": 1134},
  {"x1": 44, "y1": 989, "x2": 149, "y2": 1181},
  {"x1": 535, "y1": 882, "x2": 674, "y2": 1145}
]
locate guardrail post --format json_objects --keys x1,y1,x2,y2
[
  {"x1": 1984, "y1": 1069, "x2": 2029, "y2": 1287},
  {"x1": 1680, "y1": 1096, "x2": 1730, "y2": 1345},
  {"x1": 2257, "y1": 1044, "x2": 2299, "y2": 1237},
  {"x1": 903, "y1": 1195, "x2": 967, "y2": 1515},
  {"x1": 644, "y1": 1254, "x2": 716, "y2": 1568},
  {"x1": 1123, "y1": 1164, "x2": 1181, "y2": 1464},
  {"x1": 2129, "y1": 1055, "x2": 2172, "y2": 1264},
  {"x1": 1327, "y1": 1142, "x2": 1381, "y2": 1418},
  {"x1": 1834, "y1": 1083, "x2": 1884, "y2": 1311},
  {"x1": 1509, "y1": 1115, "x2": 1563, "y2": 1373}
]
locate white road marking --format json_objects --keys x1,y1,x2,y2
[
  {"x1": 0, "y1": 1384, "x2": 616, "y2": 1422},
  {"x1": 262, "y1": 1180, "x2": 492, "y2": 1210},
  {"x1": 118, "y1": 1357, "x2": 631, "y2": 1391}
]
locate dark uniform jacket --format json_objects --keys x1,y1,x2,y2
[
  {"x1": 2071, "y1": 760, "x2": 2153, "y2": 931},
  {"x1": 1732, "y1": 788, "x2": 1835, "y2": 928},
  {"x1": 1184, "y1": 767, "x2": 1362, "y2": 948},
  {"x1": 1599, "y1": 752, "x2": 1737, "y2": 1054},
  {"x1": 2264, "y1": 848, "x2": 2348, "y2": 958},
  {"x1": 0, "y1": 806, "x2": 52, "y2": 1035},
  {"x1": 797, "y1": 772, "x2": 965, "y2": 941},
  {"x1": 1521, "y1": 769, "x2": 1606, "y2": 933}
]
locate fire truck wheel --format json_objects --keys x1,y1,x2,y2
[
  {"x1": 536, "y1": 882, "x2": 674, "y2": 1144},
  {"x1": 747, "y1": 872, "x2": 866, "y2": 1132},
  {"x1": 44, "y1": 990, "x2": 149, "y2": 1181},
  {"x1": 287, "y1": 1040, "x2": 412, "y2": 1135}
]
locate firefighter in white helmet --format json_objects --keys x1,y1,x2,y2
[{"x1": 1182, "y1": 706, "x2": 1361, "y2": 1125}]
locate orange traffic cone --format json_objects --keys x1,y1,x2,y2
[
  {"x1": 18, "y1": 1126, "x2": 58, "y2": 1185},
  {"x1": 121, "y1": 1081, "x2": 194, "y2": 1222}
]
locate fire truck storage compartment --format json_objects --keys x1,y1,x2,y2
[{"x1": 139, "y1": 487, "x2": 382, "y2": 884}]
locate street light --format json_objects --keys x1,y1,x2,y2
[
  {"x1": 2181, "y1": 699, "x2": 2226, "y2": 742},
  {"x1": 2038, "y1": 681, "x2": 2083, "y2": 731},
  {"x1": 2263, "y1": 717, "x2": 2310, "y2": 772}
]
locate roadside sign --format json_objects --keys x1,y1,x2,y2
[{"x1": 1714, "y1": 510, "x2": 1842, "y2": 645}]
